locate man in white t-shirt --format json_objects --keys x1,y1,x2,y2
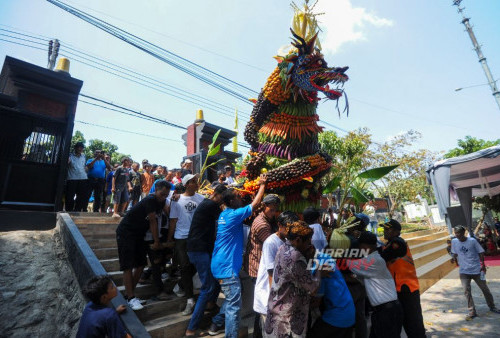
[
  {"x1": 253, "y1": 211, "x2": 299, "y2": 336},
  {"x1": 168, "y1": 174, "x2": 205, "y2": 315},
  {"x1": 303, "y1": 207, "x2": 328, "y2": 251},
  {"x1": 451, "y1": 226, "x2": 500, "y2": 320}
]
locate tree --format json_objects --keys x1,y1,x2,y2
[
  {"x1": 70, "y1": 131, "x2": 130, "y2": 164},
  {"x1": 444, "y1": 136, "x2": 500, "y2": 159},
  {"x1": 319, "y1": 129, "x2": 398, "y2": 225},
  {"x1": 369, "y1": 130, "x2": 437, "y2": 216}
]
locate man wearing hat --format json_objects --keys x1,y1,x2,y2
[
  {"x1": 65, "y1": 141, "x2": 89, "y2": 212},
  {"x1": 168, "y1": 173, "x2": 204, "y2": 315},
  {"x1": 180, "y1": 159, "x2": 193, "y2": 178},
  {"x1": 379, "y1": 219, "x2": 425, "y2": 338},
  {"x1": 224, "y1": 165, "x2": 235, "y2": 186}
]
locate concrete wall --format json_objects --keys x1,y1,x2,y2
[{"x1": 57, "y1": 213, "x2": 150, "y2": 338}]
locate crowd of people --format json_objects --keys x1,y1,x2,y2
[
  {"x1": 72, "y1": 141, "x2": 500, "y2": 338},
  {"x1": 64, "y1": 142, "x2": 238, "y2": 217}
]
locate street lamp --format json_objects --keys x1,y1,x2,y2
[{"x1": 455, "y1": 79, "x2": 498, "y2": 92}]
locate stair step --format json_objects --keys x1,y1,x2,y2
[
  {"x1": 410, "y1": 237, "x2": 448, "y2": 255},
  {"x1": 118, "y1": 284, "x2": 158, "y2": 300},
  {"x1": 109, "y1": 271, "x2": 124, "y2": 286},
  {"x1": 136, "y1": 295, "x2": 191, "y2": 322},
  {"x1": 72, "y1": 217, "x2": 121, "y2": 225},
  {"x1": 79, "y1": 230, "x2": 117, "y2": 240},
  {"x1": 416, "y1": 254, "x2": 456, "y2": 293},
  {"x1": 100, "y1": 258, "x2": 120, "y2": 271},
  {"x1": 144, "y1": 312, "x2": 245, "y2": 338},
  {"x1": 406, "y1": 231, "x2": 449, "y2": 247},
  {"x1": 88, "y1": 239, "x2": 118, "y2": 249},
  {"x1": 77, "y1": 223, "x2": 119, "y2": 234},
  {"x1": 400, "y1": 228, "x2": 436, "y2": 240},
  {"x1": 94, "y1": 247, "x2": 118, "y2": 260},
  {"x1": 412, "y1": 243, "x2": 448, "y2": 269}
]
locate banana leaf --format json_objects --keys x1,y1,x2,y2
[{"x1": 357, "y1": 165, "x2": 398, "y2": 182}]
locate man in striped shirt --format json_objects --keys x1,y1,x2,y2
[{"x1": 244, "y1": 194, "x2": 280, "y2": 338}]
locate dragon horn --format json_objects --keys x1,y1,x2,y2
[
  {"x1": 306, "y1": 32, "x2": 319, "y2": 53},
  {"x1": 290, "y1": 28, "x2": 307, "y2": 53}
]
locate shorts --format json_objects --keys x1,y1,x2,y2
[
  {"x1": 116, "y1": 231, "x2": 147, "y2": 271},
  {"x1": 114, "y1": 188, "x2": 129, "y2": 204},
  {"x1": 129, "y1": 186, "x2": 141, "y2": 202}
]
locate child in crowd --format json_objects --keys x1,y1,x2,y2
[{"x1": 77, "y1": 275, "x2": 130, "y2": 338}]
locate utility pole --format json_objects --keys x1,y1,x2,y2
[
  {"x1": 47, "y1": 39, "x2": 60, "y2": 70},
  {"x1": 453, "y1": 0, "x2": 500, "y2": 111},
  {"x1": 232, "y1": 108, "x2": 238, "y2": 153}
]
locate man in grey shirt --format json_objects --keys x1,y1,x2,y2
[
  {"x1": 349, "y1": 232, "x2": 403, "y2": 338},
  {"x1": 451, "y1": 226, "x2": 500, "y2": 320},
  {"x1": 65, "y1": 142, "x2": 88, "y2": 212}
]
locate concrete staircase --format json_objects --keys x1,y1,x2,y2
[
  {"x1": 399, "y1": 227, "x2": 456, "y2": 293},
  {"x1": 71, "y1": 214, "x2": 252, "y2": 337}
]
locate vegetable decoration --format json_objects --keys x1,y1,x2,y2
[{"x1": 241, "y1": 1, "x2": 349, "y2": 213}]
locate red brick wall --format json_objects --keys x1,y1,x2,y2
[{"x1": 186, "y1": 124, "x2": 196, "y2": 155}]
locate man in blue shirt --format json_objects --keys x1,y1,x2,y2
[
  {"x1": 77, "y1": 275, "x2": 130, "y2": 338},
  {"x1": 309, "y1": 252, "x2": 355, "y2": 338},
  {"x1": 209, "y1": 174, "x2": 267, "y2": 337},
  {"x1": 86, "y1": 150, "x2": 112, "y2": 212}
]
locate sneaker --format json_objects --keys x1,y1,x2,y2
[
  {"x1": 161, "y1": 272, "x2": 170, "y2": 280},
  {"x1": 465, "y1": 313, "x2": 477, "y2": 321},
  {"x1": 173, "y1": 283, "x2": 186, "y2": 297},
  {"x1": 208, "y1": 323, "x2": 224, "y2": 336},
  {"x1": 182, "y1": 299, "x2": 195, "y2": 315},
  {"x1": 128, "y1": 297, "x2": 144, "y2": 311},
  {"x1": 490, "y1": 307, "x2": 500, "y2": 314},
  {"x1": 137, "y1": 298, "x2": 147, "y2": 305}
]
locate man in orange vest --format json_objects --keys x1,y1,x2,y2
[{"x1": 379, "y1": 219, "x2": 426, "y2": 338}]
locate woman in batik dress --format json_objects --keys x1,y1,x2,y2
[{"x1": 264, "y1": 221, "x2": 321, "y2": 338}]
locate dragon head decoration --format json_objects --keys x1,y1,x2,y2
[
  {"x1": 282, "y1": 29, "x2": 349, "y2": 102},
  {"x1": 241, "y1": 15, "x2": 350, "y2": 213}
]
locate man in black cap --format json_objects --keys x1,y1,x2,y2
[
  {"x1": 379, "y1": 219, "x2": 426, "y2": 338},
  {"x1": 65, "y1": 141, "x2": 89, "y2": 211}
]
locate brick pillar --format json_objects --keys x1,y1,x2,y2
[{"x1": 186, "y1": 123, "x2": 196, "y2": 155}]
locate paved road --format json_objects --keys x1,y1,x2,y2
[{"x1": 421, "y1": 264, "x2": 500, "y2": 337}]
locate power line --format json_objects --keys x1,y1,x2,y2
[
  {"x1": 75, "y1": 120, "x2": 183, "y2": 142},
  {"x1": 61, "y1": 0, "x2": 268, "y2": 73},
  {"x1": 79, "y1": 94, "x2": 186, "y2": 129},
  {"x1": 46, "y1": 0, "x2": 258, "y2": 103},
  {"x1": 78, "y1": 95, "x2": 251, "y2": 149},
  {"x1": 0, "y1": 37, "x2": 47, "y2": 52},
  {"x1": 60, "y1": 43, "x2": 252, "y2": 117}
]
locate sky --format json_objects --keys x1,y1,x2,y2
[{"x1": 1, "y1": 0, "x2": 499, "y2": 169}]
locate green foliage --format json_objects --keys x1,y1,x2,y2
[
  {"x1": 319, "y1": 129, "x2": 396, "y2": 224},
  {"x1": 71, "y1": 130, "x2": 130, "y2": 165},
  {"x1": 369, "y1": 130, "x2": 436, "y2": 216},
  {"x1": 444, "y1": 136, "x2": 500, "y2": 159},
  {"x1": 199, "y1": 129, "x2": 225, "y2": 184}
]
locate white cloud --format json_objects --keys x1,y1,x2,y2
[{"x1": 314, "y1": 0, "x2": 393, "y2": 54}]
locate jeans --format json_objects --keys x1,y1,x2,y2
[
  {"x1": 369, "y1": 221, "x2": 378, "y2": 234},
  {"x1": 174, "y1": 239, "x2": 196, "y2": 298},
  {"x1": 212, "y1": 275, "x2": 241, "y2": 338},
  {"x1": 460, "y1": 273, "x2": 495, "y2": 315},
  {"x1": 187, "y1": 251, "x2": 220, "y2": 331}
]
